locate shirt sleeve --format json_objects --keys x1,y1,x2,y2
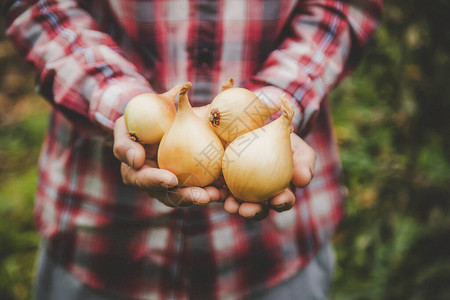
[
  {"x1": 4, "y1": 0, "x2": 154, "y2": 132},
  {"x1": 244, "y1": 0, "x2": 383, "y2": 135}
]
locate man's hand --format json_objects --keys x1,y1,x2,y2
[
  {"x1": 223, "y1": 133, "x2": 316, "y2": 220},
  {"x1": 113, "y1": 115, "x2": 224, "y2": 207}
]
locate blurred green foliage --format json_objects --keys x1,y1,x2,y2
[
  {"x1": 0, "y1": 1, "x2": 450, "y2": 299},
  {"x1": 0, "y1": 17, "x2": 49, "y2": 299},
  {"x1": 330, "y1": 1, "x2": 450, "y2": 299}
]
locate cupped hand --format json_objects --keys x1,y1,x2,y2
[
  {"x1": 223, "y1": 133, "x2": 316, "y2": 220},
  {"x1": 113, "y1": 111, "x2": 225, "y2": 207}
]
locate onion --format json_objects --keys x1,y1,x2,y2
[
  {"x1": 157, "y1": 82, "x2": 224, "y2": 187},
  {"x1": 124, "y1": 86, "x2": 180, "y2": 144},
  {"x1": 208, "y1": 78, "x2": 280, "y2": 143},
  {"x1": 222, "y1": 95, "x2": 294, "y2": 202}
]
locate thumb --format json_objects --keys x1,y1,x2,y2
[
  {"x1": 291, "y1": 134, "x2": 316, "y2": 187},
  {"x1": 113, "y1": 116, "x2": 146, "y2": 169}
]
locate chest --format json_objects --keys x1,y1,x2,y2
[{"x1": 104, "y1": 0, "x2": 298, "y2": 42}]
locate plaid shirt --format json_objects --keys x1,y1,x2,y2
[{"x1": 5, "y1": 0, "x2": 382, "y2": 299}]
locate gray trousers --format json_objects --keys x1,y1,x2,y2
[{"x1": 35, "y1": 241, "x2": 335, "y2": 300}]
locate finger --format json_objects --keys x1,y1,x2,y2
[
  {"x1": 269, "y1": 188, "x2": 296, "y2": 212},
  {"x1": 121, "y1": 163, "x2": 178, "y2": 190},
  {"x1": 113, "y1": 116, "x2": 146, "y2": 169},
  {"x1": 165, "y1": 187, "x2": 211, "y2": 206},
  {"x1": 238, "y1": 202, "x2": 269, "y2": 220},
  {"x1": 291, "y1": 134, "x2": 316, "y2": 187},
  {"x1": 204, "y1": 186, "x2": 221, "y2": 202},
  {"x1": 154, "y1": 190, "x2": 191, "y2": 208},
  {"x1": 224, "y1": 197, "x2": 240, "y2": 215},
  {"x1": 142, "y1": 160, "x2": 158, "y2": 169}
]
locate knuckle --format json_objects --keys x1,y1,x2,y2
[
  {"x1": 113, "y1": 146, "x2": 120, "y2": 160},
  {"x1": 120, "y1": 164, "x2": 133, "y2": 186},
  {"x1": 113, "y1": 142, "x2": 125, "y2": 160},
  {"x1": 121, "y1": 172, "x2": 131, "y2": 185}
]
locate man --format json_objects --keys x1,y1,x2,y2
[{"x1": 4, "y1": 0, "x2": 382, "y2": 299}]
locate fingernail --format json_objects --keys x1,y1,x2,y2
[
  {"x1": 249, "y1": 212, "x2": 262, "y2": 220},
  {"x1": 273, "y1": 203, "x2": 286, "y2": 209},
  {"x1": 160, "y1": 182, "x2": 171, "y2": 189},
  {"x1": 253, "y1": 210, "x2": 267, "y2": 220},
  {"x1": 191, "y1": 188, "x2": 206, "y2": 204},
  {"x1": 127, "y1": 148, "x2": 135, "y2": 168},
  {"x1": 167, "y1": 176, "x2": 178, "y2": 187},
  {"x1": 272, "y1": 204, "x2": 287, "y2": 212}
]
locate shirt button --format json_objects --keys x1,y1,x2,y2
[
  {"x1": 201, "y1": 62, "x2": 208, "y2": 68},
  {"x1": 201, "y1": 47, "x2": 209, "y2": 54}
]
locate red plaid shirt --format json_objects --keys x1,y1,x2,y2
[{"x1": 5, "y1": 0, "x2": 382, "y2": 299}]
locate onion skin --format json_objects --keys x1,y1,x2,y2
[
  {"x1": 158, "y1": 82, "x2": 224, "y2": 187},
  {"x1": 208, "y1": 82, "x2": 280, "y2": 143},
  {"x1": 222, "y1": 95, "x2": 294, "y2": 202},
  {"x1": 124, "y1": 88, "x2": 178, "y2": 144}
]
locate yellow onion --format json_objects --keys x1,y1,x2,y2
[
  {"x1": 124, "y1": 86, "x2": 179, "y2": 144},
  {"x1": 208, "y1": 78, "x2": 280, "y2": 143},
  {"x1": 158, "y1": 82, "x2": 224, "y2": 187},
  {"x1": 222, "y1": 95, "x2": 294, "y2": 202}
]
